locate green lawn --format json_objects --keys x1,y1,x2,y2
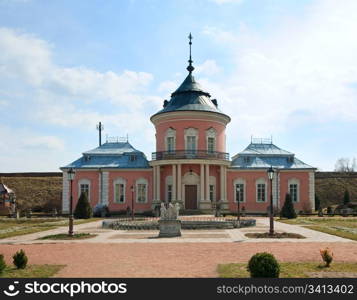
[
  {"x1": 277, "y1": 217, "x2": 357, "y2": 241},
  {"x1": 39, "y1": 233, "x2": 97, "y2": 240},
  {"x1": 0, "y1": 217, "x2": 101, "y2": 239},
  {"x1": 1, "y1": 265, "x2": 64, "y2": 278},
  {"x1": 218, "y1": 262, "x2": 357, "y2": 278}
]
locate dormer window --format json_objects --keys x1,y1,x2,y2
[{"x1": 130, "y1": 155, "x2": 137, "y2": 162}]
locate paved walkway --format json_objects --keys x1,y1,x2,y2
[
  {"x1": 1, "y1": 218, "x2": 356, "y2": 277},
  {"x1": 0, "y1": 218, "x2": 354, "y2": 244}
]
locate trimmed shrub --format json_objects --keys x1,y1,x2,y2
[
  {"x1": 13, "y1": 249, "x2": 28, "y2": 269},
  {"x1": 280, "y1": 193, "x2": 297, "y2": 219},
  {"x1": 320, "y1": 247, "x2": 334, "y2": 267},
  {"x1": 247, "y1": 252, "x2": 280, "y2": 278},
  {"x1": 0, "y1": 254, "x2": 6, "y2": 274},
  {"x1": 315, "y1": 194, "x2": 321, "y2": 211},
  {"x1": 74, "y1": 192, "x2": 92, "y2": 219},
  {"x1": 343, "y1": 190, "x2": 350, "y2": 206}
]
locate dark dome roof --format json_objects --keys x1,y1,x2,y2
[{"x1": 152, "y1": 72, "x2": 228, "y2": 117}]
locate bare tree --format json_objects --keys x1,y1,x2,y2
[{"x1": 335, "y1": 157, "x2": 356, "y2": 172}]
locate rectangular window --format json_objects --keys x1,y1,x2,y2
[
  {"x1": 257, "y1": 184, "x2": 266, "y2": 202},
  {"x1": 167, "y1": 185, "x2": 172, "y2": 202},
  {"x1": 137, "y1": 184, "x2": 147, "y2": 203},
  {"x1": 207, "y1": 137, "x2": 215, "y2": 153},
  {"x1": 167, "y1": 137, "x2": 175, "y2": 152},
  {"x1": 235, "y1": 184, "x2": 244, "y2": 202},
  {"x1": 114, "y1": 183, "x2": 125, "y2": 203},
  {"x1": 289, "y1": 184, "x2": 298, "y2": 203},
  {"x1": 209, "y1": 185, "x2": 215, "y2": 202},
  {"x1": 80, "y1": 184, "x2": 89, "y2": 198},
  {"x1": 187, "y1": 136, "x2": 196, "y2": 151}
]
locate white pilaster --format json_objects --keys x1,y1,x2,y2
[
  {"x1": 200, "y1": 164, "x2": 205, "y2": 202},
  {"x1": 177, "y1": 164, "x2": 182, "y2": 202},
  {"x1": 309, "y1": 171, "x2": 315, "y2": 210},
  {"x1": 98, "y1": 172, "x2": 102, "y2": 204},
  {"x1": 62, "y1": 171, "x2": 69, "y2": 213},
  {"x1": 172, "y1": 164, "x2": 177, "y2": 202},
  {"x1": 102, "y1": 172, "x2": 109, "y2": 205},
  {"x1": 156, "y1": 166, "x2": 161, "y2": 202},
  {"x1": 220, "y1": 165, "x2": 224, "y2": 201},
  {"x1": 205, "y1": 164, "x2": 209, "y2": 202},
  {"x1": 153, "y1": 166, "x2": 156, "y2": 201}
]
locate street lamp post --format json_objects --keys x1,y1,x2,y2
[
  {"x1": 267, "y1": 166, "x2": 275, "y2": 236},
  {"x1": 236, "y1": 186, "x2": 241, "y2": 226},
  {"x1": 131, "y1": 185, "x2": 135, "y2": 220},
  {"x1": 67, "y1": 168, "x2": 75, "y2": 237}
]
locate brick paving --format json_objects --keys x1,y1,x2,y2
[{"x1": 1, "y1": 242, "x2": 357, "y2": 277}]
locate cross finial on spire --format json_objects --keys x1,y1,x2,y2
[{"x1": 187, "y1": 33, "x2": 194, "y2": 73}]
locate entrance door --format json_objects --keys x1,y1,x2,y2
[{"x1": 185, "y1": 185, "x2": 197, "y2": 209}]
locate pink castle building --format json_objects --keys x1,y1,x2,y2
[{"x1": 61, "y1": 37, "x2": 316, "y2": 215}]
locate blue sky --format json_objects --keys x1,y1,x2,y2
[{"x1": 0, "y1": 0, "x2": 357, "y2": 172}]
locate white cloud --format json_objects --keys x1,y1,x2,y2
[
  {"x1": 195, "y1": 59, "x2": 221, "y2": 76},
  {"x1": 202, "y1": 0, "x2": 357, "y2": 139},
  {"x1": 23, "y1": 136, "x2": 65, "y2": 151},
  {"x1": 158, "y1": 80, "x2": 178, "y2": 94}
]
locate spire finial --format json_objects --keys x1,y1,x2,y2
[{"x1": 187, "y1": 33, "x2": 194, "y2": 73}]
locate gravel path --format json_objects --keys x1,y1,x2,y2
[{"x1": 1, "y1": 242, "x2": 357, "y2": 277}]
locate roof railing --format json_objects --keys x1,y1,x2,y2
[
  {"x1": 152, "y1": 150, "x2": 229, "y2": 161},
  {"x1": 106, "y1": 135, "x2": 129, "y2": 143},
  {"x1": 251, "y1": 137, "x2": 273, "y2": 144}
]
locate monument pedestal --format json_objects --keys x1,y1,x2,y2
[{"x1": 158, "y1": 219, "x2": 181, "y2": 237}]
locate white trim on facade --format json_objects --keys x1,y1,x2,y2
[
  {"x1": 184, "y1": 127, "x2": 199, "y2": 151},
  {"x1": 78, "y1": 179, "x2": 91, "y2": 202},
  {"x1": 165, "y1": 175, "x2": 173, "y2": 203},
  {"x1": 255, "y1": 178, "x2": 267, "y2": 203},
  {"x1": 288, "y1": 178, "x2": 300, "y2": 203},
  {"x1": 206, "y1": 127, "x2": 216, "y2": 152},
  {"x1": 233, "y1": 178, "x2": 246, "y2": 203},
  {"x1": 165, "y1": 127, "x2": 176, "y2": 151},
  {"x1": 136, "y1": 177, "x2": 148, "y2": 204},
  {"x1": 309, "y1": 172, "x2": 315, "y2": 210},
  {"x1": 102, "y1": 171, "x2": 109, "y2": 205},
  {"x1": 113, "y1": 177, "x2": 127, "y2": 204}
]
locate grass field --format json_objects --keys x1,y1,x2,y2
[
  {"x1": 1, "y1": 265, "x2": 64, "y2": 278},
  {"x1": 39, "y1": 233, "x2": 97, "y2": 240},
  {"x1": 218, "y1": 262, "x2": 357, "y2": 278},
  {"x1": 277, "y1": 217, "x2": 357, "y2": 241},
  {"x1": 0, "y1": 218, "x2": 100, "y2": 239}
]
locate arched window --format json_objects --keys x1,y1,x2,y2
[
  {"x1": 288, "y1": 178, "x2": 300, "y2": 203},
  {"x1": 136, "y1": 178, "x2": 148, "y2": 203},
  {"x1": 165, "y1": 127, "x2": 176, "y2": 152},
  {"x1": 233, "y1": 178, "x2": 246, "y2": 202},
  {"x1": 78, "y1": 179, "x2": 91, "y2": 202},
  {"x1": 113, "y1": 177, "x2": 126, "y2": 203},
  {"x1": 206, "y1": 127, "x2": 216, "y2": 153},
  {"x1": 256, "y1": 178, "x2": 267, "y2": 202}
]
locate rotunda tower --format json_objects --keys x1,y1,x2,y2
[{"x1": 150, "y1": 34, "x2": 231, "y2": 211}]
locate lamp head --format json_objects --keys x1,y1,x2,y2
[
  {"x1": 267, "y1": 166, "x2": 274, "y2": 180},
  {"x1": 67, "y1": 168, "x2": 75, "y2": 180}
]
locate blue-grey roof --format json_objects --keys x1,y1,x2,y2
[
  {"x1": 152, "y1": 73, "x2": 230, "y2": 119},
  {"x1": 61, "y1": 142, "x2": 150, "y2": 169},
  {"x1": 231, "y1": 142, "x2": 315, "y2": 170},
  {"x1": 239, "y1": 143, "x2": 293, "y2": 156}
]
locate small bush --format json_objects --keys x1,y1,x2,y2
[
  {"x1": 280, "y1": 193, "x2": 297, "y2": 219},
  {"x1": 74, "y1": 192, "x2": 92, "y2": 219},
  {"x1": 247, "y1": 252, "x2": 280, "y2": 278},
  {"x1": 13, "y1": 249, "x2": 28, "y2": 269},
  {"x1": 0, "y1": 254, "x2": 6, "y2": 274},
  {"x1": 320, "y1": 247, "x2": 333, "y2": 267},
  {"x1": 343, "y1": 190, "x2": 350, "y2": 206}
]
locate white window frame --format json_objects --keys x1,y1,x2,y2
[
  {"x1": 288, "y1": 178, "x2": 300, "y2": 203},
  {"x1": 136, "y1": 178, "x2": 148, "y2": 204},
  {"x1": 184, "y1": 127, "x2": 198, "y2": 151},
  {"x1": 256, "y1": 178, "x2": 267, "y2": 203},
  {"x1": 165, "y1": 176, "x2": 173, "y2": 203},
  {"x1": 113, "y1": 177, "x2": 126, "y2": 204},
  {"x1": 206, "y1": 127, "x2": 216, "y2": 153},
  {"x1": 233, "y1": 178, "x2": 246, "y2": 203},
  {"x1": 78, "y1": 179, "x2": 91, "y2": 202},
  {"x1": 165, "y1": 128, "x2": 176, "y2": 152}
]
